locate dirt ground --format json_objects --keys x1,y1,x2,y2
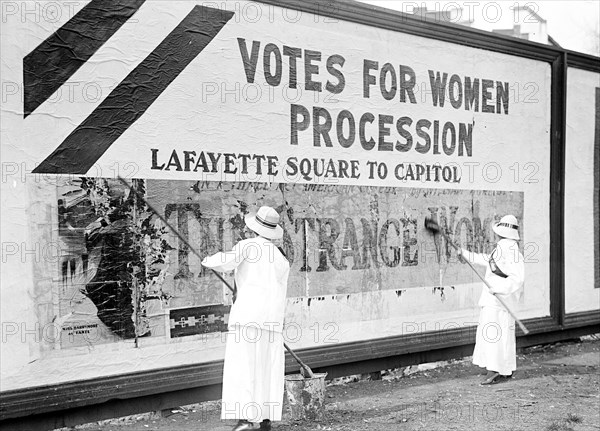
[{"x1": 76, "y1": 336, "x2": 599, "y2": 431}]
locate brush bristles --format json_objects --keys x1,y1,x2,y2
[{"x1": 424, "y1": 217, "x2": 441, "y2": 233}]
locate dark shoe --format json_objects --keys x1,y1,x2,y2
[
  {"x1": 232, "y1": 420, "x2": 257, "y2": 431},
  {"x1": 496, "y1": 373, "x2": 513, "y2": 383},
  {"x1": 480, "y1": 371, "x2": 500, "y2": 385},
  {"x1": 260, "y1": 419, "x2": 272, "y2": 431}
]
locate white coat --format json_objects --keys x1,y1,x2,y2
[
  {"x1": 202, "y1": 237, "x2": 290, "y2": 330},
  {"x1": 462, "y1": 238, "x2": 525, "y2": 375},
  {"x1": 463, "y1": 238, "x2": 525, "y2": 310}
]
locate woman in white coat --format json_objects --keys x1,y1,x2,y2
[
  {"x1": 202, "y1": 206, "x2": 290, "y2": 431},
  {"x1": 459, "y1": 215, "x2": 525, "y2": 385}
]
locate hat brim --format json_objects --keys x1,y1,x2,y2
[
  {"x1": 245, "y1": 214, "x2": 283, "y2": 240},
  {"x1": 492, "y1": 223, "x2": 520, "y2": 240}
]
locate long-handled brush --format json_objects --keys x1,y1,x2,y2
[
  {"x1": 424, "y1": 217, "x2": 529, "y2": 335},
  {"x1": 117, "y1": 177, "x2": 316, "y2": 376}
]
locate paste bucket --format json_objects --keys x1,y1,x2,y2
[{"x1": 283, "y1": 373, "x2": 328, "y2": 421}]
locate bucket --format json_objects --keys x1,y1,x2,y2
[{"x1": 283, "y1": 373, "x2": 328, "y2": 421}]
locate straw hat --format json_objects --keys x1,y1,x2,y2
[
  {"x1": 244, "y1": 206, "x2": 283, "y2": 240},
  {"x1": 492, "y1": 215, "x2": 520, "y2": 240}
]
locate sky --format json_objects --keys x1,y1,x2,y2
[{"x1": 357, "y1": 1, "x2": 600, "y2": 56}]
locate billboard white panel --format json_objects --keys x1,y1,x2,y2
[{"x1": 1, "y1": 1, "x2": 551, "y2": 390}]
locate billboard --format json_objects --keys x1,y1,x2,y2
[
  {"x1": 564, "y1": 67, "x2": 600, "y2": 312},
  {"x1": 1, "y1": 1, "x2": 551, "y2": 391}
]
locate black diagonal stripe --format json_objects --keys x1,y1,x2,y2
[
  {"x1": 33, "y1": 6, "x2": 234, "y2": 175},
  {"x1": 23, "y1": 0, "x2": 146, "y2": 118}
]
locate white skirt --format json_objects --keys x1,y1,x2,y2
[
  {"x1": 221, "y1": 326, "x2": 285, "y2": 422},
  {"x1": 472, "y1": 306, "x2": 517, "y2": 375}
]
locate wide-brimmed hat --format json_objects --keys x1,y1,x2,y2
[
  {"x1": 244, "y1": 206, "x2": 283, "y2": 240},
  {"x1": 492, "y1": 215, "x2": 520, "y2": 240}
]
